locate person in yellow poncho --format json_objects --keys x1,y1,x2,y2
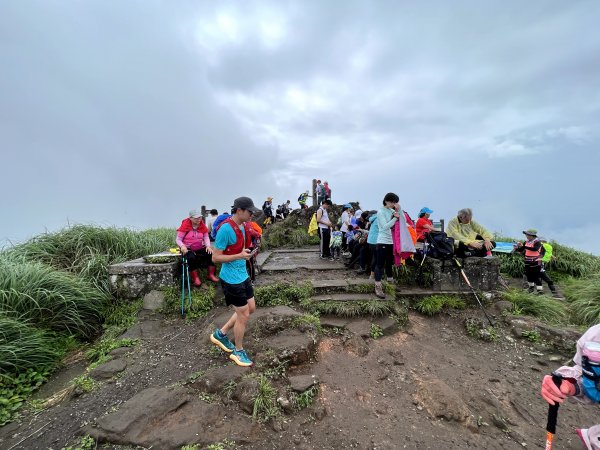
[{"x1": 446, "y1": 208, "x2": 496, "y2": 258}]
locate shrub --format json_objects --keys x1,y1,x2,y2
[
  {"x1": 414, "y1": 295, "x2": 466, "y2": 316},
  {"x1": 255, "y1": 282, "x2": 313, "y2": 307},
  {"x1": 252, "y1": 375, "x2": 279, "y2": 421},
  {"x1": 0, "y1": 315, "x2": 63, "y2": 375},
  {"x1": 0, "y1": 256, "x2": 106, "y2": 338},
  {"x1": 502, "y1": 288, "x2": 568, "y2": 324},
  {"x1": 564, "y1": 273, "x2": 600, "y2": 326},
  {"x1": 8, "y1": 225, "x2": 173, "y2": 293}
]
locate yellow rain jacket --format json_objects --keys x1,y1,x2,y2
[{"x1": 446, "y1": 217, "x2": 493, "y2": 246}]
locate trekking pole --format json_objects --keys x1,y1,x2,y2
[
  {"x1": 181, "y1": 256, "x2": 187, "y2": 317},
  {"x1": 185, "y1": 259, "x2": 193, "y2": 313},
  {"x1": 453, "y1": 257, "x2": 495, "y2": 327},
  {"x1": 545, "y1": 375, "x2": 562, "y2": 450}
]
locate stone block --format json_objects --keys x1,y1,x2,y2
[
  {"x1": 108, "y1": 258, "x2": 178, "y2": 299},
  {"x1": 425, "y1": 257, "x2": 501, "y2": 292}
]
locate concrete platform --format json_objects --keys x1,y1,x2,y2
[{"x1": 261, "y1": 251, "x2": 345, "y2": 272}]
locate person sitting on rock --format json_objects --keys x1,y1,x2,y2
[
  {"x1": 415, "y1": 207, "x2": 440, "y2": 242},
  {"x1": 176, "y1": 209, "x2": 218, "y2": 286},
  {"x1": 541, "y1": 324, "x2": 600, "y2": 449},
  {"x1": 446, "y1": 208, "x2": 495, "y2": 258}
]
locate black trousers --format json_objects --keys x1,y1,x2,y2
[
  {"x1": 375, "y1": 244, "x2": 394, "y2": 281},
  {"x1": 184, "y1": 248, "x2": 214, "y2": 271},
  {"x1": 525, "y1": 263, "x2": 542, "y2": 286},
  {"x1": 319, "y1": 228, "x2": 331, "y2": 257},
  {"x1": 455, "y1": 234, "x2": 496, "y2": 257}
]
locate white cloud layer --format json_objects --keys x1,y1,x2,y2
[{"x1": 1, "y1": 0, "x2": 599, "y2": 253}]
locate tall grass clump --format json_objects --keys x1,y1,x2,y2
[
  {"x1": 0, "y1": 256, "x2": 106, "y2": 338},
  {"x1": 254, "y1": 282, "x2": 313, "y2": 307},
  {"x1": 563, "y1": 273, "x2": 600, "y2": 326},
  {"x1": 502, "y1": 288, "x2": 568, "y2": 324},
  {"x1": 547, "y1": 243, "x2": 600, "y2": 278},
  {"x1": 0, "y1": 315, "x2": 63, "y2": 375},
  {"x1": 9, "y1": 225, "x2": 173, "y2": 293}
]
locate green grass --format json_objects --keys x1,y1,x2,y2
[
  {"x1": 254, "y1": 282, "x2": 313, "y2": 307},
  {"x1": 8, "y1": 225, "x2": 173, "y2": 293},
  {"x1": 370, "y1": 324, "x2": 383, "y2": 339},
  {"x1": 0, "y1": 256, "x2": 106, "y2": 339},
  {"x1": 563, "y1": 273, "x2": 600, "y2": 326},
  {"x1": 291, "y1": 313, "x2": 322, "y2": 332},
  {"x1": 292, "y1": 384, "x2": 319, "y2": 410},
  {"x1": 252, "y1": 375, "x2": 279, "y2": 421},
  {"x1": 162, "y1": 284, "x2": 215, "y2": 318},
  {"x1": 414, "y1": 295, "x2": 466, "y2": 316},
  {"x1": 300, "y1": 299, "x2": 407, "y2": 320},
  {"x1": 502, "y1": 288, "x2": 568, "y2": 324},
  {"x1": 261, "y1": 221, "x2": 320, "y2": 250}
]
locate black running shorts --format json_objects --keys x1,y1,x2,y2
[{"x1": 221, "y1": 278, "x2": 254, "y2": 308}]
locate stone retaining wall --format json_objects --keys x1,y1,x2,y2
[
  {"x1": 426, "y1": 256, "x2": 501, "y2": 292},
  {"x1": 108, "y1": 258, "x2": 178, "y2": 299}
]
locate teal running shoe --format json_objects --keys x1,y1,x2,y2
[
  {"x1": 229, "y1": 349, "x2": 254, "y2": 367},
  {"x1": 210, "y1": 329, "x2": 234, "y2": 353}
]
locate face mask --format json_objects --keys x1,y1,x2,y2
[{"x1": 581, "y1": 341, "x2": 600, "y2": 403}]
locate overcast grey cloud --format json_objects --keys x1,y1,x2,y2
[{"x1": 2, "y1": 0, "x2": 599, "y2": 254}]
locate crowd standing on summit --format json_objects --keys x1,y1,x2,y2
[{"x1": 177, "y1": 179, "x2": 560, "y2": 369}]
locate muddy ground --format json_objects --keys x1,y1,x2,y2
[{"x1": 0, "y1": 260, "x2": 594, "y2": 450}]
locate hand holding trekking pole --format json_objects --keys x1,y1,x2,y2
[
  {"x1": 180, "y1": 244, "x2": 188, "y2": 255},
  {"x1": 544, "y1": 375, "x2": 563, "y2": 450}
]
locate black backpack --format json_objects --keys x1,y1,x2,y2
[{"x1": 425, "y1": 231, "x2": 455, "y2": 260}]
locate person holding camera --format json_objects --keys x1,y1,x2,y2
[{"x1": 176, "y1": 209, "x2": 218, "y2": 287}]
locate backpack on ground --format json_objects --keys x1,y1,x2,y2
[{"x1": 424, "y1": 231, "x2": 455, "y2": 260}]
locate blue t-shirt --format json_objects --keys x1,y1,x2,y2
[
  {"x1": 367, "y1": 214, "x2": 379, "y2": 245},
  {"x1": 214, "y1": 222, "x2": 249, "y2": 284}
]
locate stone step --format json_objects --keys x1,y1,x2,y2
[
  {"x1": 310, "y1": 278, "x2": 375, "y2": 295},
  {"x1": 310, "y1": 293, "x2": 393, "y2": 302},
  {"x1": 396, "y1": 289, "x2": 470, "y2": 298}
]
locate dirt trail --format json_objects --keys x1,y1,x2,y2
[{"x1": 0, "y1": 250, "x2": 592, "y2": 450}]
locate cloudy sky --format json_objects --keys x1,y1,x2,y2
[{"x1": 2, "y1": 1, "x2": 599, "y2": 253}]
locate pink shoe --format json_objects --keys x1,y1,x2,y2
[{"x1": 577, "y1": 428, "x2": 592, "y2": 450}]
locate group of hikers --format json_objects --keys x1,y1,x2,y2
[
  {"x1": 313, "y1": 195, "x2": 557, "y2": 300},
  {"x1": 174, "y1": 193, "x2": 600, "y2": 449}
]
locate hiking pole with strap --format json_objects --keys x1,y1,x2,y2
[
  {"x1": 180, "y1": 256, "x2": 193, "y2": 317},
  {"x1": 452, "y1": 257, "x2": 494, "y2": 327},
  {"x1": 545, "y1": 375, "x2": 562, "y2": 450}
]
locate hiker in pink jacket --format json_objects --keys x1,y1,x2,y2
[{"x1": 541, "y1": 324, "x2": 600, "y2": 449}]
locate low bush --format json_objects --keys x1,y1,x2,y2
[
  {"x1": 415, "y1": 295, "x2": 466, "y2": 316},
  {"x1": 563, "y1": 273, "x2": 600, "y2": 326},
  {"x1": 254, "y1": 282, "x2": 313, "y2": 307},
  {"x1": 502, "y1": 288, "x2": 568, "y2": 324},
  {"x1": 0, "y1": 256, "x2": 106, "y2": 339}
]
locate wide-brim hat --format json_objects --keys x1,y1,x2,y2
[{"x1": 523, "y1": 228, "x2": 538, "y2": 237}]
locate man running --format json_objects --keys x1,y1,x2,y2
[{"x1": 209, "y1": 196, "x2": 260, "y2": 367}]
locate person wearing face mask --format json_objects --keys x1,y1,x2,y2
[{"x1": 374, "y1": 192, "x2": 402, "y2": 299}]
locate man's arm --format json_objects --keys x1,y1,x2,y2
[{"x1": 212, "y1": 247, "x2": 251, "y2": 264}]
